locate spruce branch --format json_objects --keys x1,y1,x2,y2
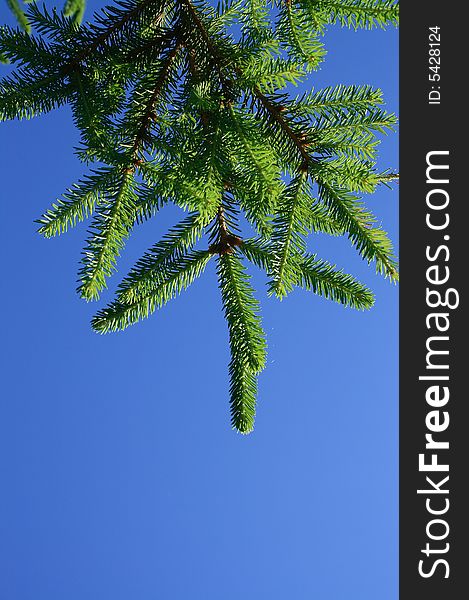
[
  {"x1": 377, "y1": 171, "x2": 399, "y2": 184},
  {"x1": 217, "y1": 251, "x2": 266, "y2": 373},
  {"x1": 6, "y1": 0, "x2": 30, "y2": 33},
  {"x1": 242, "y1": 239, "x2": 375, "y2": 309},
  {"x1": 36, "y1": 167, "x2": 118, "y2": 237},
  {"x1": 92, "y1": 250, "x2": 212, "y2": 332},
  {"x1": 117, "y1": 212, "x2": 209, "y2": 303},
  {"x1": 300, "y1": 0, "x2": 399, "y2": 32},
  {"x1": 0, "y1": 0, "x2": 399, "y2": 433},
  {"x1": 78, "y1": 171, "x2": 137, "y2": 300},
  {"x1": 127, "y1": 34, "x2": 183, "y2": 163},
  {"x1": 269, "y1": 169, "x2": 309, "y2": 297},
  {"x1": 217, "y1": 251, "x2": 267, "y2": 433},
  {"x1": 251, "y1": 85, "x2": 312, "y2": 168},
  {"x1": 180, "y1": 0, "x2": 236, "y2": 97},
  {"x1": 61, "y1": 0, "x2": 160, "y2": 70},
  {"x1": 316, "y1": 178, "x2": 399, "y2": 281},
  {"x1": 295, "y1": 253, "x2": 375, "y2": 309}
]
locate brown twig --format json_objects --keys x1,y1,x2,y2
[{"x1": 209, "y1": 204, "x2": 242, "y2": 255}]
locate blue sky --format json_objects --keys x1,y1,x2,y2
[{"x1": 0, "y1": 3, "x2": 398, "y2": 599}]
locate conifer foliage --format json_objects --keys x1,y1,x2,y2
[
  {"x1": 5, "y1": 0, "x2": 86, "y2": 33},
  {"x1": 0, "y1": 0, "x2": 399, "y2": 433}
]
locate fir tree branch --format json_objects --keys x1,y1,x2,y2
[
  {"x1": 63, "y1": 0, "x2": 86, "y2": 25},
  {"x1": 296, "y1": 253, "x2": 375, "y2": 309},
  {"x1": 117, "y1": 212, "x2": 209, "y2": 303},
  {"x1": 217, "y1": 252, "x2": 266, "y2": 374},
  {"x1": 240, "y1": 238, "x2": 276, "y2": 276},
  {"x1": 0, "y1": 0, "x2": 400, "y2": 433},
  {"x1": 36, "y1": 167, "x2": 118, "y2": 237},
  {"x1": 92, "y1": 250, "x2": 212, "y2": 332},
  {"x1": 6, "y1": 0, "x2": 31, "y2": 33},
  {"x1": 217, "y1": 252, "x2": 267, "y2": 433},
  {"x1": 269, "y1": 170, "x2": 308, "y2": 297},
  {"x1": 300, "y1": 0, "x2": 399, "y2": 31},
  {"x1": 61, "y1": 0, "x2": 161, "y2": 72},
  {"x1": 128, "y1": 35, "x2": 183, "y2": 163},
  {"x1": 377, "y1": 171, "x2": 399, "y2": 183},
  {"x1": 251, "y1": 86, "x2": 312, "y2": 168},
  {"x1": 78, "y1": 171, "x2": 137, "y2": 300},
  {"x1": 228, "y1": 351, "x2": 259, "y2": 434},
  {"x1": 179, "y1": 0, "x2": 234, "y2": 96},
  {"x1": 228, "y1": 103, "x2": 276, "y2": 190},
  {"x1": 316, "y1": 178, "x2": 399, "y2": 281}
]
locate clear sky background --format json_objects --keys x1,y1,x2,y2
[{"x1": 0, "y1": 3, "x2": 398, "y2": 599}]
